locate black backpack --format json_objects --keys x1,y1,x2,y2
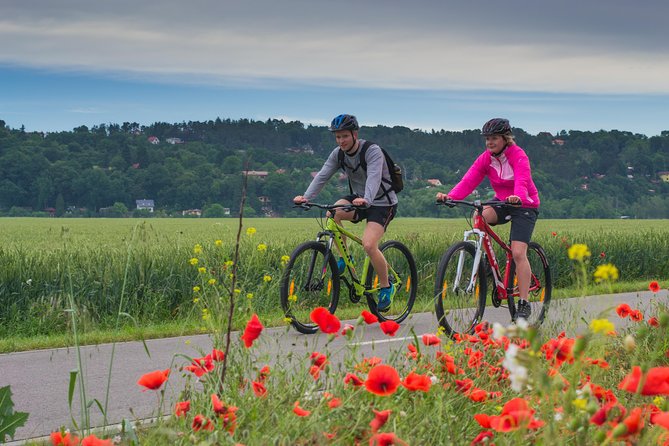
[{"x1": 337, "y1": 141, "x2": 404, "y2": 196}]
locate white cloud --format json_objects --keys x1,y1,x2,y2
[{"x1": 1, "y1": 1, "x2": 668, "y2": 94}]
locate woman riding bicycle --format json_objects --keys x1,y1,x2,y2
[
  {"x1": 436, "y1": 118, "x2": 540, "y2": 320},
  {"x1": 293, "y1": 114, "x2": 398, "y2": 311}
]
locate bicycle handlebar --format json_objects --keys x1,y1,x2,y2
[
  {"x1": 293, "y1": 202, "x2": 365, "y2": 212},
  {"x1": 436, "y1": 198, "x2": 521, "y2": 210}
]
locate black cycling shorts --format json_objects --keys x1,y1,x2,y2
[
  {"x1": 342, "y1": 194, "x2": 397, "y2": 231},
  {"x1": 490, "y1": 204, "x2": 539, "y2": 244}
]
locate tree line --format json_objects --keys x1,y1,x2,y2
[{"x1": 1, "y1": 118, "x2": 668, "y2": 218}]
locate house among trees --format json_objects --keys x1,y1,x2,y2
[
  {"x1": 147, "y1": 136, "x2": 160, "y2": 144},
  {"x1": 658, "y1": 171, "x2": 669, "y2": 182},
  {"x1": 426, "y1": 179, "x2": 442, "y2": 187},
  {"x1": 166, "y1": 137, "x2": 183, "y2": 144},
  {"x1": 182, "y1": 209, "x2": 202, "y2": 217},
  {"x1": 136, "y1": 199, "x2": 155, "y2": 212},
  {"x1": 552, "y1": 139, "x2": 565, "y2": 146},
  {"x1": 243, "y1": 170, "x2": 269, "y2": 179}
]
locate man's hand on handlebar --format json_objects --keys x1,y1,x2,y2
[
  {"x1": 293, "y1": 195, "x2": 308, "y2": 205},
  {"x1": 352, "y1": 197, "x2": 368, "y2": 207}
]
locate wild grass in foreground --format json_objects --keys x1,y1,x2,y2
[{"x1": 16, "y1": 238, "x2": 667, "y2": 446}]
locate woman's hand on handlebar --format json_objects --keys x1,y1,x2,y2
[
  {"x1": 506, "y1": 195, "x2": 522, "y2": 205},
  {"x1": 435, "y1": 192, "x2": 450, "y2": 202}
]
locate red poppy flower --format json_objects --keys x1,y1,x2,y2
[
  {"x1": 616, "y1": 303, "x2": 632, "y2": 318},
  {"x1": 474, "y1": 398, "x2": 544, "y2": 432},
  {"x1": 241, "y1": 313, "x2": 264, "y2": 347},
  {"x1": 293, "y1": 401, "x2": 311, "y2": 417},
  {"x1": 630, "y1": 309, "x2": 644, "y2": 322},
  {"x1": 51, "y1": 432, "x2": 80, "y2": 446},
  {"x1": 184, "y1": 356, "x2": 214, "y2": 377},
  {"x1": 137, "y1": 369, "x2": 169, "y2": 391},
  {"x1": 81, "y1": 435, "x2": 113, "y2": 446},
  {"x1": 341, "y1": 323, "x2": 355, "y2": 335},
  {"x1": 551, "y1": 231, "x2": 557, "y2": 237},
  {"x1": 590, "y1": 401, "x2": 627, "y2": 426},
  {"x1": 468, "y1": 388, "x2": 489, "y2": 402},
  {"x1": 370, "y1": 409, "x2": 392, "y2": 433},
  {"x1": 344, "y1": 373, "x2": 364, "y2": 387},
  {"x1": 210, "y1": 348, "x2": 225, "y2": 361},
  {"x1": 651, "y1": 411, "x2": 669, "y2": 429},
  {"x1": 649, "y1": 317, "x2": 660, "y2": 327},
  {"x1": 192, "y1": 414, "x2": 214, "y2": 431},
  {"x1": 406, "y1": 343, "x2": 418, "y2": 360},
  {"x1": 361, "y1": 310, "x2": 379, "y2": 324},
  {"x1": 599, "y1": 252, "x2": 606, "y2": 258},
  {"x1": 612, "y1": 407, "x2": 644, "y2": 438},
  {"x1": 471, "y1": 431, "x2": 494, "y2": 445},
  {"x1": 309, "y1": 365, "x2": 322, "y2": 380},
  {"x1": 542, "y1": 337, "x2": 575, "y2": 366},
  {"x1": 174, "y1": 400, "x2": 190, "y2": 417},
  {"x1": 379, "y1": 320, "x2": 400, "y2": 336},
  {"x1": 210, "y1": 394, "x2": 238, "y2": 433},
  {"x1": 258, "y1": 365, "x2": 271, "y2": 382},
  {"x1": 326, "y1": 396, "x2": 342, "y2": 409},
  {"x1": 619, "y1": 366, "x2": 669, "y2": 395},
  {"x1": 310, "y1": 307, "x2": 341, "y2": 333},
  {"x1": 310, "y1": 351, "x2": 328, "y2": 368},
  {"x1": 355, "y1": 356, "x2": 383, "y2": 373},
  {"x1": 369, "y1": 432, "x2": 408, "y2": 446},
  {"x1": 365, "y1": 364, "x2": 401, "y2": 396},
  {"x1": 649, "y1": 281, "x2": 661, "y2": 293},
  {"x1": 401, "y1": 371, "x2": 432, "y2": 392},
  {"x1": 422, "y1": 334, "x2": 441, "y2": 346},
  {"x1": 252, "y1": 381, "x2": 267, "y2": 397}
]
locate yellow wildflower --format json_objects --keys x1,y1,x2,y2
[
  {"x1": 193, "y1": 286, "x2": 201, "y2": 293},
  {"x1": 263, "y1": 274, "x2": 272, "y2": 282},
  {"x1": 288, "y1": 294, "x2": 298, "y2": 302},
  {"x1": 193, "y1": 244, "x2": 203, "y2": 254},
  {"x1": 281, "y1": 255, "x2": 290, "y2": 266},
  {"x1": 653, "y1": 396, "x2": 665, "y2": 407},
  {"x1": 198, "y1": 267, "x2": 207, "y2": 274},
  {"x1": 234, "y1": 289, "x2": 241, "y2": 294},
  {"x1": 208, "y1": 278, "x2": 217, "y2": 286},
  {"x1": 189, "y1": 257, "x2": 199, "y2": 266},
  {"x1": 572, "y1": 398, "x2": 587, "y2": 410},
  {"x1": 568, "y1": 244, "x2": 591, "y2": 261},
  {"x1": 593, "y1": 263, "x2": 619, "y2": 282},
  {"x1": 246, "y1": 293, "x2": 254, "y2": 299},
  {"x1": 283, "y1": 317, "x2": 293, "y2": 323},
  {"x1": 215, "y1": 239, "x2": 223, "y2": 247},
  {"x1": 224, "y1": 260, "x2": 234, "y2": 268},
  {"x1": 193, "y1": 297, "x2": 199, "y2": 303},
  {"x1": 246, "y1": 227, "x2": 257, "y2": 236},
  {"x1": 202, "y1": 308, "x2": 210, "y2": 321},
  {"x1": 589, "y1": 318, "x2": 615, "y2": 334},
  {"x1": 257, "y1": 243, "x2": 267, "y2": 252}
]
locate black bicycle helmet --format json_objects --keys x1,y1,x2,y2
[
  {"x1": 329, "y1": 114, "x2": 359, "y2": 132},
  {"x1": 481, "y1": 118, "x2": 512, "y2": 136}
]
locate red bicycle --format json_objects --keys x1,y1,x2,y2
[{"x1": 434, "y1": 199, "x2": 552, "y2": 336}]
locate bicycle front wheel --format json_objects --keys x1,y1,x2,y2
[
  {"x1": 365, "y1": 240, "x2": 418, "y2": 323},
  {"x1": 280, "y1": 241, "x2": 340, "y2": 334},
  {"x1": 434, "y1": 241, "x2": 487, "y2": 337}
]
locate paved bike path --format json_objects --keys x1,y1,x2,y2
[{"x1": 1, "y1": 290, "x2": 665, "y2": 444}]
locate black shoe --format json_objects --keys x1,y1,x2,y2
[{"x1": 516, "y1": 300, "x2": 531, "y2": 321}]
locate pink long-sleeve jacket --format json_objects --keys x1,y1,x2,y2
[{"x1": 448, "y1": 144, "x2": 540, "y2": 208}]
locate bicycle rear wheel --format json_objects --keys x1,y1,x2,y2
[
  {"x1": 434, "y1": 241, "x2": 487, "y2": 337},
  {"x1": 511, "y1": 241, "x2": 552, "y2": 326},
  {"x1": 280, "y1": 241, "x2": 340, "y2": 334},
  {"x1": 365, "y1": 240, "x2": 418, "y2": 323}
]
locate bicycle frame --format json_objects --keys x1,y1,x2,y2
[{"x1": 298, "y1": 202, "x2": 405, "y2": 301}]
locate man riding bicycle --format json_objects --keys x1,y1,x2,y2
[{"x1": 293, "y1": 114, "x2": 398, "y2": 311}]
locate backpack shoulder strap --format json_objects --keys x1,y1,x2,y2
[
  {"x1": 337, "y1": 148, "x2": 346, "y2": 171},
  {"x1": 359, "y1": 140, "x2": 373, "y2": 171}
]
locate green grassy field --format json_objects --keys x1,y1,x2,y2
[{"x1": 0, "y1": 216, "x2": 667, "y2": 352}]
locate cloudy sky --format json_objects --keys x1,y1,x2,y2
[{"x1": 1, "y1": 0, "x2": 668, "y2": 135}]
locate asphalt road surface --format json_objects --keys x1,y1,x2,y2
[{"x1": 1, "y1": 290, "x2": 665, "y2": 444}]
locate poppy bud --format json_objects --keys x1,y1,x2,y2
[
  {"x1": 586, "y1": 400, "x2": 599, "y2": 415},
  {"x1": 612, "y1": 422, "x2": 627, "y2": 438},
  {"x1": 593, "y1": 430, "x2": 607, "y2": 443}
]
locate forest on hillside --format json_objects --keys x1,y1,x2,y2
[{"x1": 1, "y1": 118, "x2": 668, "y2": 218}]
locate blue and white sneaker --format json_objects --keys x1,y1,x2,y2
[{"x1": 377, "y1": 283, "x2": 395, "y2": 312}]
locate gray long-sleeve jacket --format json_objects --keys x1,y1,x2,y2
[{"x1": 303, "y1": 139, "x2": 398, "y2": 207}]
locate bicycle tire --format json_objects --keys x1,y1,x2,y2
[
  {"x1": 364, "y1": 240, "x2": 418, "y2": 323},
  {"x1": 508, "y1": 242, "x2": 552, "y2": 326},
  {"x1": 434, "y1": 241, "x2": 487, "y2": 337},
  {"x1": 280, "y1": 241, "x2": 340, "y2": 334}
]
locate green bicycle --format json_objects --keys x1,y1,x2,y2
[{"x1": 280, "y1": 203, "x2": 418, "y2": 334}]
